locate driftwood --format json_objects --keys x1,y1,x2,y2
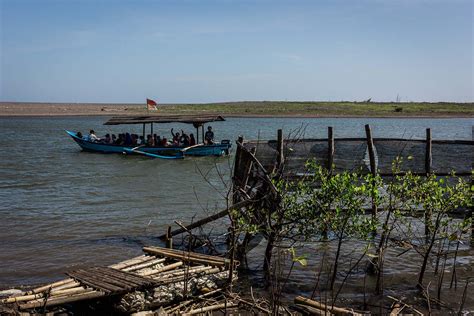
[
  {"x1": 182, "y1": 302, "x2": 238, "y2": 315},
  {"x1": 158, "y1": 199, "x2": 253, "y2": 239},
  {"x1": 294, "y1": 296, "x2": 367, "y2": 316}
]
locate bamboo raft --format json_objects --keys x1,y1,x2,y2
[{"x1": 0, "y1": 246, "x2": 235, "y2": 313}]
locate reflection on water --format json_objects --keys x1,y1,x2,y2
[{"x1": 0, "y1": 116, "x2": 472, "y2": 295}]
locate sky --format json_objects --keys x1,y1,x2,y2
[{"x1": 0, "y1": 0, "x2": 472, "y2": 103}]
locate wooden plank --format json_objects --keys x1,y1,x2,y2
[
  {"x1": 67, "y1": 270, "x2": 123, "y2": 293},
  {"x1": 94, "y1": 267, "x2": 155, "y2": 285}
]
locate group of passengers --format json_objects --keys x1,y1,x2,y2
[{"x1": 79, "y1": 126, "x2": 215, "y2": 147}]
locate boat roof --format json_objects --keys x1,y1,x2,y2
[{"x1": 104, "y1": 115, "x2": 225, "y2": 126}]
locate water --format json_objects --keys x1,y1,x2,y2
[{"x1": 0, "y1": 116, "x2": 472, "y2": 290}]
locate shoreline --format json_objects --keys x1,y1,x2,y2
[
  {"x1": 0, "y1": 113, "x2": 472, "y2": 119},
  {"x1": 1, "y1": 101, "x2": 472, "y2": 119}
]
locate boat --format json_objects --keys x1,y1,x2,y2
[{"x1": 66, "y1": 115, "x2": 231, "y2": 158}]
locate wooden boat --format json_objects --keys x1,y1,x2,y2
[{"x1": 66, "y1": 115, "x2": 231, "y2": 158}]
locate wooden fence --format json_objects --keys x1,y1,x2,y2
[{"x1": 240, "y1": 125, "x2": 473, "y2": 178}]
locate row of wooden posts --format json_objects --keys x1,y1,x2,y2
[{"x1": 160, "y1": 124, "x2": 473, "y2": 248}]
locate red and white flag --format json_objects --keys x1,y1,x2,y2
[{"x1": 146, "y1": 98, "x2": 158, "y2": 111}]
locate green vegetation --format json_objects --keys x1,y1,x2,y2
[
  {"x1": 232, "y1": 159, "x2": 472, "y2": 306},
  {"x1": 133, "y1": 101, "x2": 474, "y2": 117}
]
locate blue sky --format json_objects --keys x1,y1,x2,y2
[{"x1": 1, "y1": 0, "x2": 472, "y2": 103}]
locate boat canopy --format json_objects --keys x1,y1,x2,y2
[{"x1": 103, "y1": 115, "x2": 225, "y2": 126}]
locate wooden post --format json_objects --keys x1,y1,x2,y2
[
  {"x1": 232, "y1": 136, "x2": 244, "y2": 204},
  {"x1": 196, "y1": 126, "x2": 200, "y2": 144},
  {"x1": 365, "y1": 124, "x2": 378, "y2": 229},
  {"x1": 142, "y1": 123, "x2": 146, "y2": 139},
  {"x1": 425, "y1": 128, "x2": 432, "y2": 175},
  {"x1": 425, "y1": 128, "x2": 432, "y2": 241},
  {"x1": 165, "y1": 226, "x2": 173, "y2": 249},
  {"x1": 277, "y1": 129, "x2": 284, "y2": 168},
  {"x1": 328, "y1": 126, "x2": 334, "y2": 172},
  {"x1": 365, "y1": 124, "x2": 376, "y2": 175},
  {"x1": 201, "y1": 125, "x2": 205, "y2": 143}
]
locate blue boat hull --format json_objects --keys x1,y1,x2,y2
[{"x1": 66, "y1": 131, "x2": 231, "y2": 157}]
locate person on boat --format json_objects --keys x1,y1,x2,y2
[
  {"x1": 146, "y1": 135, "x2": 154, "y2": 146},
  {"x1": 76, "y1": 131, "x2": 83, "y2": 139},
  {"x1": 154, "y1": 134, "x2": 161, "y2": 147},
  {"x1": 170, "y1": 128, "x2": 181, "y2": 146},
  {"x1": 112, "y1": 134, "x2": 117, "y2": 144},
  {"x1": 138, "y1": 135, "x2": 145, "y2": 145},
  {"x1": 189, "y1": 133, "x2": 196, "y2": 146},
  {"x1": 180, "y1": 130, "x2": 190, "y2": 146},
  {"x1": 88, "y1": 130, "x2": 100, "y2": 142},
  {"x1": 124, "y1": 133, "x2": 132, "y2": 146},
  {"x1": 204, "y1": 126, "x2": 214, "y2": 145},
  {"x1": 161, "y1": 137, "x2": 169, "y2": 147},
  {"x1": 104, "y1": 134, "x2": 111, "y2": 144}
]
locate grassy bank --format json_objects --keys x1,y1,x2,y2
[{"x1": 134, "y1": 101, "x2": 474, "y2": 117}]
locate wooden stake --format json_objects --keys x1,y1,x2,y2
[
  {"x1": 328, "y1": 126, "x2": 334, "y2": 172},
  {"x1": 365, "y1": 124, "x2": 376, "y2": 175},
  {"x1": 166, "y1": 226, "x2": 173, "y2": 249},
  {"x1": 365, "y1": 124, "x2": 378, "y2": 221},
  {"x1": 425, "y1": 128, "x2": 432, "y2": 175},
  {"x1": 277, "y1": 129, "x2": 284, "y2": 168}
]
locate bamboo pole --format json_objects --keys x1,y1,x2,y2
[
  {"x1": 111, "y1": 255, "x2": 156, "y2": 270},
  {"x1": 143, "y1": 246, "x2": 231, "y2": 265},
  {"x1": 19, "y1": 291, "x2": 104, "y2": 310},
  {"x1": 152, "y1": 267, "x2": 222, "y2": 283},
  {"x1": 159, "y1": 266, "x2": 213, "y2": 279},
  {"x1": 123, "y1": 258, "x2": 166, "y2": 272},
  {"x1": 295, "y1": 296, "x2": 364, "y2": 316},
  {"x1": 140, "y1": 261, "x2": 184, "y2": 276},
  {"x1": 182, "y1": 302, "x2": 238, "y2": 315}
]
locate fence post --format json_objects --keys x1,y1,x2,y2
[
  {"x1": 277, "y1": 129, "x2": 284, "y2": 169},
  {"x1": 425, "y1": 128, "x2": 432, "y2": 175},
  {"x1": 425, "y1": 128, "x2": 433, "y2": 241},
  {"x1": 365, "y1": 124, "x2": 378, "y2": 225},
  {"x1": 328, "y1": 126, "x2": 334, "y2": 173}
]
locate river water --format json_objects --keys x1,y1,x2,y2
[{"x1": 0, "y1": 116, "x2": 472, "y2": 310}]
